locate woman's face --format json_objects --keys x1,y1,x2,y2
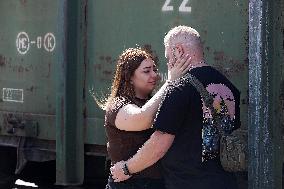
[{"x1": 131, "y1": 58, "x2": 158, "y2": 98}]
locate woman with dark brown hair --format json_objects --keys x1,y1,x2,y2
[{"x1": 103, "y1": 47, "x2": 191, "y2": 189}]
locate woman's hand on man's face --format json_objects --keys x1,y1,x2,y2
[{"x1": 167, "y1": 54, "x2": 192, "y2": 81}]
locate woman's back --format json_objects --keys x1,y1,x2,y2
[{"x1": 105, "y1": 96, "x2": 162, "y2": 179}]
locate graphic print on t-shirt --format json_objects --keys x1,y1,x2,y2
[
  {"x1": 201, "y1": 83, "x2": 236, "y2": 161},
  {"x1": 202, "y1": 83, "x2": 236, "y2": 119}
]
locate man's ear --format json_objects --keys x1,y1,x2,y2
[{"x1": 173, "y1": 44, "x2": 184, "y2": 58}]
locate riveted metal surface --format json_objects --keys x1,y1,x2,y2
[
  {"x1": 0, "y1": 1, "x2": 57, "y2": 139},
  {"x1": 0, "y1": 0, "x2": 84, "y2": 185}
]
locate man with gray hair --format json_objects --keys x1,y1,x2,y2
[{"x1": 111, "y1": 25, "x2": 240, "y2": 189}]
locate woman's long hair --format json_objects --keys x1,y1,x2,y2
[{"x1": 97, "y1": 48, "x2": 154, "y2": 110}]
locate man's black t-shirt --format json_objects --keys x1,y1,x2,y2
[{"x1": 153, "y1": 66, "x2": 240, "y2": 189}]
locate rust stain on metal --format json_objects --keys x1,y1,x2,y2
[
  {"x1": 26, "y1": 86, "x2": 36, "y2": 92},
  {"x1": 84, "y1": 1, "x2": 88, "y2": 25},
  {"x1": 61, "y1": 97, "x2": 65, "y2": 142},
  {"x1": 99, "y1": 78, "x2": 111, "y2": 82},
  {"x1": 143, "y1": 44, "x2": 152, "y2": 51},
  {"x1": 0, "y1": 55, "x2": 6, "y2": 67},
  {"x1": 280, "y1": 80, "x2": 284, "y2": 109},
  {"x1": 20, "y1": 0, "x2": 27, "y2": 5},
  {"x1": 142, "y1": 44, "x2": 159, "y2": 63},
  {"x1": 281, "y1": 80, "x2": 284, "y2": 135},
  {"x1": 5, "y1": 62, "x2": 32, "y2": 73},
  {"x1": 172, "y1": 16, "x2": 182, "y2": 27},
  {"x1": 99, "y1": 55, "x2": 116, "y2": 64},
  {"x1": 83, "y1": 107, "x2": 87, "y2": 119},
  {"x1": 18, "y1": 65, "x2": 24, "y2": 73},
  {"x1": 94, "y1": 64, "x2": 102, "y2": 71},
  {"x1": 95, "y1": 55, "x2": 117, "y2": 81},
  {"x1": 45, "y1": 62, "x2": 51, "y2": 78},
  {"x1": 282, "y1": 29, "x2": 284, "y2": 51},
  {"x1": 103, "y1": 70, "x2": 112, "y2": 75},
  {"x1": 105, "y1": 56, "x2": 112, "y2": 63},
  {"x1": 28, "y1": 65, "x2": 34, "y2": 71},
  {"x1": 82, "y1": 0, "x2": 88, "y2": 133},
  {"x1": 214, "y1": 51, "x2": 225, "y2": 61},
  {"x1": 213, "y1": 51, "x2": 247, "y2": 78}
]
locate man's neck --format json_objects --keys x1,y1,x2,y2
[{"x1": 190, "y1": 57, "x2": 206, "y2": 66}]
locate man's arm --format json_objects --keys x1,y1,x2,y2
[
  {"x1": 111, "y1": 76, "x2": 188, "y2": 182},
  {"x1": 110, "y1": 130, "x2": 175, "y2": 182}
]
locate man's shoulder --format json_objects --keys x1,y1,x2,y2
[
  {"x1": 192, "y1": 66, "x2": 238, "y2": 89},
  {"x1": 166, "y1": 74, "x2": 194, "y2": 94}
]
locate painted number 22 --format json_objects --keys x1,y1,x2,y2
[{"x1": 162, "y1": 0, "x2": 192, "y2": 13}]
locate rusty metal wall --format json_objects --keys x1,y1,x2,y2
[
  {"x1": 0, "y1": 0, "x2": 283, "y2": 187},
  {"x1": 0, "y1": 1, "x2": 57, "y2": 140},
  {"x1": 85, "y1": 0, "x2": 249, "y2": 145},
  {"x1": 0, "y1": 0, "x2": 249, "y2": 150}
]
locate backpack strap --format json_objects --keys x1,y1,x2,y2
[
  {"x1": 186, "y1": 74, "x2": 223, "y2": 134},
  {"x1": 186, "y1": 74, "x2": 215, "y2": 114}
]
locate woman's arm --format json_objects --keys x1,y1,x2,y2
[{"x1": 115, "y1": 55, "x2": 191, "y2": 131}]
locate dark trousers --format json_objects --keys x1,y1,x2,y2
[{"x1": 106, "y1": 176, "x2": 165, "y2": 189}]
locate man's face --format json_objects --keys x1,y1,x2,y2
[
  {"x1": 165, "y1": 46, "x2": 176, "y2": 67},
  {"x1": 165, "y1": 44, "x2": 186, "y2": 68}
]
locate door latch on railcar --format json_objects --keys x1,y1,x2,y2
[{"x1": 4, "y1": 115, "x2": 38, "y2": 137}]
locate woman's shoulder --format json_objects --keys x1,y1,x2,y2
[{"x1": 106, "y1": 96, "x2": 131, "y2": 113}]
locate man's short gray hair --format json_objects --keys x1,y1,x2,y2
[{"x1": 164, "y1": 25, "x2": 201, "y2": 47}]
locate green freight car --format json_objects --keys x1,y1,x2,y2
[{"x1": 0, "y1": 0, "x2": 283, "y2": 188}]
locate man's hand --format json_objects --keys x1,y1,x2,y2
[{"x1": 110, "y1": 161, "x2": 132, "y2": 182}]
